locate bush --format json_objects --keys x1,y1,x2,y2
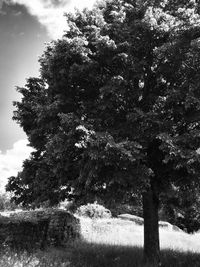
[
  {"x1": 0, "y1": 209, "x2": 80, "y2": 251},
  {"x1": 59, "y1": 200, "x2": 78, "y2": 213},
  {"x1": 0, "y1": 193, "x2": 18, "y2": 211},
  {"x1": 76, "y1": 203, "x2": 112, "y2": 219}
]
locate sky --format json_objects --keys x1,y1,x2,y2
[{"x1": 0, "y1": 0, "x2": 97, "y2": 192}]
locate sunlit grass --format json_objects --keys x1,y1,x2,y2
[
  {"x1": 79, "y1": 217, "x2": 144, "y2": 247},
  {"x1": 79, "y1": 216, "x2": 200, "y2": 253}
]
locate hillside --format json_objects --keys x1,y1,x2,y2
[{"x1": 0, "y1": 212, "x2": 200, "y2": 266}]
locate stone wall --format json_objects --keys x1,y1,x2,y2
[{"x1": 0, "y1": 209, "x2": 80, "y2": 251}]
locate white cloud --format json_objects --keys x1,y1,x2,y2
[
  {"x1": 0, "y1": 139, "x2": 33, "y2": 192},
  {"x1": 10, "y1": 0, "x2": 97, "y2": 39}
]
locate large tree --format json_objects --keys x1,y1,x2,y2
[{"x1": 7, "y1": 0, "x2": 200, "y2": 265}]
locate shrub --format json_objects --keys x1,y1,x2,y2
[
  {"x1": 76, "y1": 203, "x2": 112, "y2": 219},
  {"x1": 59, "y1": 200, "x2": 78, "y2": 213},
  {"x1": 0, "y1": 193, "x2": 18, "y2": 211},
  {"x1": 0, "y1": 209, "x2": 80, "y2": 251}
]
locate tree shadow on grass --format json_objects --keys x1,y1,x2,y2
[
  {"x1": 68, "y1": 240, "x2": 200, "y2": 267},
  {"x1": 0, "y1": 240, "x2": 200, "y2": 267}
]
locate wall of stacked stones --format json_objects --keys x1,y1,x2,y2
[{"x1": 0, "y1": 209, "x2": 80, "y2": 251}]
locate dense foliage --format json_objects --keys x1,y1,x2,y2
[
  {"x1": 8, "y1": 0, "x2": 200, "y2": 207},
  {"x1": 161, "y1": 183, "x2": 200, "y2": 233}
]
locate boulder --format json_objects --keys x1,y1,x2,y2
[
  {"x1": 117, "y1": 214, "x2": 144, "y2": 225},
  {"x1": 0, "y1": 209, "x2": 80, "y2": 251},
  {"x1": 117, "y1": 214, "x2": 182, "y2": 232},
  {"x1": 159, "y1": 220, "x2": 182, "y2": 232},
  {"x1": 158, "y1": 221, "x2": 173, "y2": 230},
  {"x1": 172, "y1": 225, "x2": 183, "y2": 232}
]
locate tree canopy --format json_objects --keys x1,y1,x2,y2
[{"x1": 6, "y1": 0, "x2": 200, "y2": 264}]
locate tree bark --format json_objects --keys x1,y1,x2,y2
[{"x1": 143, "y1": 182, "x2": 161, "y2": 266}]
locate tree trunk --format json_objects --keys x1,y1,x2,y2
[{"x1": 143, "y1": 183, "x2": 161, "y2": 266}]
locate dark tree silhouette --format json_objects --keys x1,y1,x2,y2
[{"x1": 7, "y1": 0, "x2": 200, "y2": 265}]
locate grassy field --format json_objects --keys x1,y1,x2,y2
[
  {"x1": 1, "y1": 216, "x2": 200, "y2": 266},
  {"x1": 79, "y1": 217, "x2": 200, "y2": 252}
]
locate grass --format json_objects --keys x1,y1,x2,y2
[
  {"x1": 0, "y1": 216, "x2": 200, "y2": 266},
  {"x1": 69, "y1": 243, "x2": 200, "y2": 267},
  {"x1": 79, "y1": 217, "x2": 200, "y2": 252},
  {"x1": 1, "y1": 242, "x2": 200, "y2": 267}
]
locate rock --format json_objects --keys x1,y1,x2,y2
[
  {"x1": 159, "y1": 221, "x2": 182, "y2": 232},
  {"x1": 159, "y1": 221, "x2": 173, "y2": 230},
  {"x1": 109, "y1": 204, "x2": 143, "y2": 217},
  {"x1": 117, "y1": 214, "x2": 144, "y2": 225},
  {"x1": 172, "y1": 225, "x2": 183, "y2": 232},
  {"x1": 117, "y1": 214, "x2": 182, "y2": 232},
  {"x1": 0, "y1": 209, "x2": 80, "y2": 251}
]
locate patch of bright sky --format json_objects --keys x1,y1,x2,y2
[
  {"x1": 0, "y1": 140, "x2": 34, "y2": 193},
  {"x1": 0, "y1": 1, "x2": 49, "y2": 153},
  {"x1": 11, "y1": 0, "x2": 97, "y2": 39}
]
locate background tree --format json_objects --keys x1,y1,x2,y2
[
  {"x1": 7, "y1": 0, "x2": 200, "y2": 265},
  {"x1": 160, "y1": 183, "x2": 200, "y2": 233}
]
